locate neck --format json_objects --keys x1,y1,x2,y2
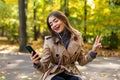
[{"x1": 59, "y1": 28, "x2": 66, "y2": 37}]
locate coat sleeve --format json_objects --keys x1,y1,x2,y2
[
  {"x1": 36, "y1": 37, "x2": 52, "y2": 73},
  {"x1": 77, "y1": 50, "x2": 97, "y2": 66},
  {"x1": 77, "y1": 33, "x2": 97, "y2": 66}
]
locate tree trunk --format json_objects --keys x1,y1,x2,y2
[
  {"x1": 83, "y1": 0, "x2": 87, "y2": 42},
  {"x1": 64, "y1": 0, "x2": 69, "y2": 17},
  {"x1": 33, "y1": 0, "x2": 37, "y2": 40},
  {"x1": 1, "y1": 26, "x2": 4, "y2": 36},
  {"x1": 18, "y1": 0, "x2": 27, "y2": 52},
  {"x1": 60, "y1": 0, "x2": 69, "y2": 17}
]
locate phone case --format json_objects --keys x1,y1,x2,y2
[
  {"x1": 25, "y1": 45, "x2": 36, "y2": 54},
  {"x1": 25, "y1": 45, "x2": 40, "y2": 59}
]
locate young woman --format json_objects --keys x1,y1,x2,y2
[{"x1": 30, "y1": 11, "x2": 102, "y2": 80}]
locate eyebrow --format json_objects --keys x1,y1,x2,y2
[{"x1": 49, "y1": 18, "x2": 56, "y2": 24}]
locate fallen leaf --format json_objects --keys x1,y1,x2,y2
[
  {"x1": 103, "y1": 57, "x2": 109, "y2": 60},
  {"x1": 28, "y1": 77, "x2": 32, "y2": 80},
  {"x1": 89, "y1": 77, "x2": 95, "y2": 80},
  {"x1": 100, "y1": 71, "x2": 107, "y2": 77},
  {"x1": 0, "y1": 76, "x2": 6, "y2": 79},
  {"x1": 21, "y1": 75, "x2": 28, "y2": 79},
  {"x1": 85, "y1": 72, "x2": 88, "y2": 75},
  {"x1": 12, "y1": 71, "x2": 19, "y2": 75},
  {"x1": 0, "y1": 71, "x2": 6, "y2": 74}
]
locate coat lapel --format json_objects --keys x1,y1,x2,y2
[
  {"x1": 67, "y1": 34, "x2": 80, "y2": 57},
  {"x1": 54, "y1": 37, "x2": 65, "y2": 58},
  {"x1": 53, "y1": 33, "x2": 82, "y2": 64},
  {"x1": 54, "y1": 37, "x2": 71, "y2": 64}
]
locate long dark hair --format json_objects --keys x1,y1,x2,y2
[{"x1": 46, "y1": 11, "x2": 79, "y2": 40}]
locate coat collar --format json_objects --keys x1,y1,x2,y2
[
  {"x1": 54, "y1": 33, "x2": 81, "y2": 57},
  {"x1": 55, "y1": 37, "x2": 60, "y2": 44},
  {"x1": 54, "y1": 33, "x2": 76, "y2": 44}
]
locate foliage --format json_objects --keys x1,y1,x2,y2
[
  {"x1": 0, "y1": 0, "x2": 120, "y2": 49},
  {"x1": 0, "y1": 0, "x2": 19, "y2": 43}
]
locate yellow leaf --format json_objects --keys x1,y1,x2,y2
[
  {"x1": 5, "y1": 0, "x2": 18, "y2": 3},
  {"x1": 0, "y1": 76, "x2": 6, "y2": 79},
  {"x1": 103, "y1": 57, "x2": 109, "y2": 60},
  {"x1": 0, "y1": 71, "x2": 6, "y2": 74},
  {"x1": 28, "y1": 77, "x2": 32, "y2": 80},
  {"x1": 12, "y1": 71, "x2": 19, "y2": 75},
  {"x1": 100, "y1": 71, "x2": 107, "y2": 77},
  {"x1": 89, "y1": 77, "x2": 95, "y2": 80},
  {"x1": 103, "y1": 8, "x2": 111, "y2": 15},
  {"x1": 21, "y1": 75, "x2": 28, "y2": 79}
]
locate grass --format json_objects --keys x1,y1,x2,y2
[{"x1": 0, "y1": 78, "x2": 5, "y2": 80}]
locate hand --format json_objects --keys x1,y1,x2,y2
[
  {"x1": 30, "y1": 51, "x2": 41, "y2": 64},
  {"x1": 92, "y1": 36, "x2": 102, "y2": 52}
]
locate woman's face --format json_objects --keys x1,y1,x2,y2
[{"x1": 48, "y1": 16, "x2": 65, "y2": 33}]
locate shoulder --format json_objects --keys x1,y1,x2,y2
[
  {"x1": 43, "y1": 35, "x2": 54, "y2": 48},
  {"x1": 44, "y1": 35, "x2": 52, "y2": 40},
  {"x1": 72, "y1": 29, "x2": 82, "y2": 37},
  {"x1": 44, "y1": 35, "x2": 54, "y2": 44},
  {"x1": 72, "y1": 29, "x2": 83, "y2": 43}
]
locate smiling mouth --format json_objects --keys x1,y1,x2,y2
[{"x1": 55, "y1": 25, "x2": 60, "y2": 31}]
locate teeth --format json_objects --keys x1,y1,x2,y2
[
  {"x1": 55, "y1": 26, "x2": 59, "y2": 29},
  {"x1": 55, "y1": 27, "x2": 59, "y2": 30}
]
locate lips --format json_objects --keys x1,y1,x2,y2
[{"x1": 54, "y1": 25, "x2": 60, "y2": 31}]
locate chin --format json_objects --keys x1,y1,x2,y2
[{"x1": 55, "y1": 31, "x2": 61, "y2": 33}]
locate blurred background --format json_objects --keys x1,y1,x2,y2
[
  {"x1": 0, "y1": 0, "x2": 120, "y2": 56},
  {"x1": 0, "y1": 0, "x2": 120, "y2": 80}
]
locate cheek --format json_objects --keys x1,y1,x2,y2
[
  {"x1": 60, "y1": 23, "x2": 65, "y2": 29},
  {"x1": 51, "y1": 26, "x2": 54, "y2": 31}
]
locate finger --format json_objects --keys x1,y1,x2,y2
[
  {"x1": 98, "y1": 36, "x2": 102, "y2": 43},
  {"x1": 95, "y1": 36, "x2": 98, "y2": 44},
  {"x1": 96, "y1": 43, "x2": 102, "y2": 48},
  {"x1": 34, "y1": 56, "x2": 41, "y2": 61},
  {"x1": 34, "y1": 54, "x2": 40, "y2": 60},
  {"x1": 95, "y1": 36, "x2": 98, "y2": 42},
  {"x1": 31, "y1": 56, "x2": 39, "y2": 63},
  {"x1": 30, "y1": 54, "x2": 33, "y2": 60},
  {"x1": 31, "y1": 51, "x2": 34, "y2": 56},
  {"x1": 99, "y1": 42, "x2": 102, "y2": 48},
  {"x1": 32, "y1": 59, "x2": 39, "y2": 63},
  {"x1": 97, "y1": 36, "x2": 101, "y2": 43},
  {"x1": 97, "y1": 45, "x2": 102, "y2": 50},
  {"x1": 32, "y1": 53, "x2": 38, "y2": 59},
  {"x1": 99, "y1": 45, "x2": 102, "y2": 48},
  {"x1": 32, "y1": 55, "x2": 40, "y2": 61}
]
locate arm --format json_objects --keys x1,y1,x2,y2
[
  {"x1": 77, "y1": 50, "x2": 97, "y2": 66},
  {"x1": 77, "y1": 36, "x2": 102, "y2": 66},
  {"x1": 35, "y1": 47, "x2": 51, "y2": 73},
  {"x1": 31, "y1": 38, "x2": 52, "y2": 73}
]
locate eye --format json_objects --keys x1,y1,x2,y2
[
  {"x1": 54, "y1": 19, "x2": 58, "y2": 22},
  {"x1": 49, "y1": 23, "x2": 53, "y2": 27}
]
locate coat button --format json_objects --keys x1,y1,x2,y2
[
  {"x1": 71, "y1": 62, "x2": 74, "y2": 64},
  {"x1": 75, "y1": 52, "x2": 77, "y2": 54},
  {"x1": 55, "y1": 62, "x2": 58, "y2": 64},
  {"x1": 56, "y1": 54, "x2": 59, "y2": 57},
  {"x1": 50, "y1": 73, "x2": 53, "y2": 75}
]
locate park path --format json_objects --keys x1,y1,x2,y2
[{"x1": 0, "y1": 53, "x2": 120, "y2": 80}]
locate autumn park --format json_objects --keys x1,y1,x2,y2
[{"x1": 0, "y1": 0, "x2": 120, "y2": 80}]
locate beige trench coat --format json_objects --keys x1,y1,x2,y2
[{"x1": 37, "y1": 31, "x2": 95, "y2": 80}]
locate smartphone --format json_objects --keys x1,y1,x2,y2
[
  {"x1": 25, "y1": 45, "x2": 41, "y2": 60},
  {"x1": 25, "y1": 45, "x2": 36, "y2": 55}
]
